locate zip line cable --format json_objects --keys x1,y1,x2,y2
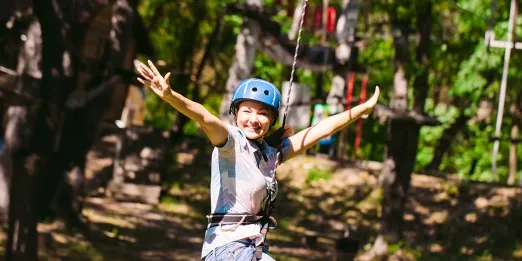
[{"x1": 281, "y1": 0, "x2": 309, "y2": 128}]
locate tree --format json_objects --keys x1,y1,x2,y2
[
  {"x1": 218, "y1": 0, "x2": 264, "y2": 124},
  {"x1": 5, "y1": 1, "x2": 55, "y2": 258},
  {"x1": 4, "y1": 0, "x2": 141, "y2": 259},
  {"x1": 372, "y1": 0, "x2": 433, "y2": 257}
]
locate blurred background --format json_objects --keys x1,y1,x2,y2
[{"x1": 0, "y1": 0, "x2": 521, "y2": 260}]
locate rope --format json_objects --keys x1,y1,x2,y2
[
  {"x1": 219, "y1": 215, "x2": 246, "y2": 232},
  {"x1": 281, "y1": 0, "x2": 309, "y2": 127}
]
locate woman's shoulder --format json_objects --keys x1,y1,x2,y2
[{"x1": 227, "y1": 125, "x2": 245, "y2": 138}]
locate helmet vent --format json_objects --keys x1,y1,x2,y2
[
  {"x1": 264, "y1": 90, "x2": 269, "y2": 95},
  {"x1": 252, "y1": 87, "x2": 258, "y2": 92}
]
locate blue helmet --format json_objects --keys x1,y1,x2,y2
[{"x1": 229, "y1": 78, "x2": 281, "y2": 124}]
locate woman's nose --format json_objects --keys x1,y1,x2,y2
[{"x1": 249, "y1": 113, "x2": 259, "y2": 123}]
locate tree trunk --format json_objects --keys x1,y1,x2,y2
[
  {"x1": 508, "y1": 93, "x2": 521, "y2": 184},
  {"x1": 5, "y1": 15, "x2": 42, "y2": 261},
  {"x1": 32, "y1": 0, "x2": 81, "y2": 223},
  {"x1": 0, "y1": 150, "x2": 9, "y2": 223},
  {"x1": 45, "y1": 0, "x2": 134, "y2": 227},
  {"x1": 30, "y1": 0, "x2": 108, "y2": 230},
  {"x1": 507, "y1": 125, "x2": 519, "y2": 185},
  {"x1": 6, "y1": 149, "x2": 39, "y2": 261},
  {"x1": 374, "y1": 2, "x2": 432, "y2": 256},
  {"x1": 218, "y1": 0, "x2": 263, "y2": 125},
  {"x1": 288, "y1": 0, "x2": 305, "y2": 41},
  {"x1": 376, "y1": 22, "x2": 410, "y2": 252}
]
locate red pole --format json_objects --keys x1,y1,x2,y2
[
  {"x1": 327, "y1": 7, "x2": 337, "y2": 32},
  {"x1": 354, "y1": 74, "x2": 368, "y2": 159},
  {"x1": 339, "y1": 72, "x2": 355, "y2": 164},
  {"x1": 345, "y1": 72, "x2": 355, "y2": 111},
  {"x1": 314, "y1": 7, "x2": 323, "y2": 30}
]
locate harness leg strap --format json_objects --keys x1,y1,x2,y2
[{"x1": 254, "y1": 245, "x2": 263, "y2": 260}]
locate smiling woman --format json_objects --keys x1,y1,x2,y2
[
  {"x1": 229, "y1": 79, "x2": 281, "y2": 142},
  {"x1": 136, "y1": 60, "x2": 379, "y2": 261},
  {"x1": 235, "y1": 100, "x2": 274, "y2": 142}
]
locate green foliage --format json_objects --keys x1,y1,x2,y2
[
  {"x1": 305, "y1": 167, "x2": 332, "y2": 184},
  {"x1": 387, "y1": 241, "x2": 404, "y2": 254},
  {"x1": 137, "y1": 0, "x2": 522, "y2": 183},
  {"x1": 143, "y1": 88, "x2": 175, "y2": 130},
  {"x1": 161, "y1": 195, "x2": 180, "y2": 205},
  {"x1": 416, "y1": 99, "x2": 460, "y2": 169}
]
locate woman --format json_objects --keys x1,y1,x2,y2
[{"x1": 137, "y1": 60, "x2": 380, "y2": 261}]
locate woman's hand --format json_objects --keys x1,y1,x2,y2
[
  {"x1": 361, "y1": 86, "x2": 380, "y2": 119},
  {"x1": 283, "y1": 125, "x2": 295, "y2": 138},
  {"x1": 136, "y1": 60, "x2": 172, "y2": 99}
]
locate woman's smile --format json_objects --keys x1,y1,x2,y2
[{"x1": 235, "y1": 100, "x2": 274, "y2": 140}]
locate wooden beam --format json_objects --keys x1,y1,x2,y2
[
  {"x1": 0, "y1": 74, "x2": 40, "y2": 105},
  {"x1": 225, "y1": 2, "x2": 365, "y2": 72}
]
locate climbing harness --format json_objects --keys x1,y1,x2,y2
[
  {"x1": 207, "y1": 1, "x2": 309, "y2": 260},
  {"x1": 205, "y1": 179, "x2": 278, "y2": 260}
]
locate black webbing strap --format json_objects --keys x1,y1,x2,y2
[
  {"x1": 253, "y1": 215, "x2": 278, "y2": 260},
  {"x1": 206, "y1": 213, "x2": 262, "y2": 228}
]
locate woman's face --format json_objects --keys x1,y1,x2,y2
[{"x1": 235, "y1": 100, "x2": 274, "y2": 141}]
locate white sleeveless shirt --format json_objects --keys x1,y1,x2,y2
[{"x1": 201, "y1": 125, "x2": 290, "y2": 259}]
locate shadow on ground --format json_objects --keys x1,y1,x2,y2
[{"x1": 1, "y1": 132, "x2": 521, "y2": 261}]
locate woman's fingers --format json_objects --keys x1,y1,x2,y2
[
  {"x1": 148, "y1": 60, "x2": 162, "y2": 76},
  {"x1": 358, "y1": 86, "x2": 380, "y2": 120},
  {"x1": 371, "y1": 86, "x2": 380, "y2": 102},
  {"x1": 138, "y1": 65, "x2": 155, "y2": 83},
  {"x1": 365, "y1": 86, "x2": 380, "y2": 107},
  {"x1": 137, "y1": 67, "x2": 153, "y2": 82},
  {"x1": 283, "y1": 125, "x2": 295, "y2": 137},
  {"x1": 374, "y1": 86, "x2": 380, "y2": 97},
  {"x1": 135, "y1": 60, "x2": 172, "y2": 98},
  {"x1": 369, "y1": 86, "x2": 379, "y2": 101},
  {"x1": 137, "y1": 77, "x2": 150, "y2": 86},
  {"x1": 139, "y1": 63, "x2": 155, "y2": 78}
]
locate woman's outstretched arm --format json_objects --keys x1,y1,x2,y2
[
  {"x1": 286, "y1": 87, "x2": 380, "y2": 160},
  {"x1": 137, "y1": 60, "x2": 229, "y2": 147}
]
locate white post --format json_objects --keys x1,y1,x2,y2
[{"x1": 491, "y1": 0, "x2": 517, "y2": 180}]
